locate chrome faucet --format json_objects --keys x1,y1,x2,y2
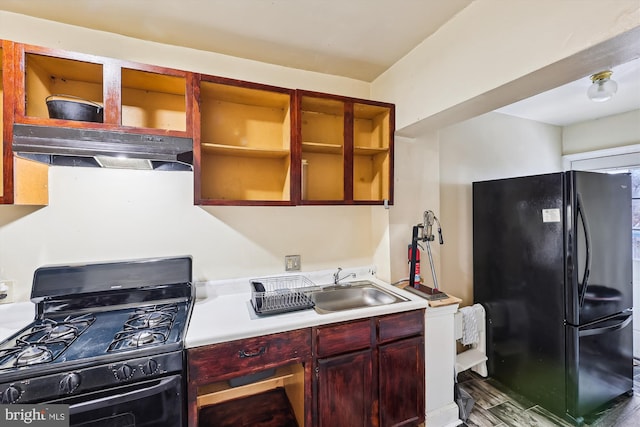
[{"x1": 333, "y1": 267, "x2": 356, "y2": 285}]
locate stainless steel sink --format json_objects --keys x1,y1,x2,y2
[{"x1": 311, "y1": 281, "x2": 407, "y2": 314}]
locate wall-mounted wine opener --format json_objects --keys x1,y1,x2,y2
[{"x1": 408, "y1": 210, "x2": 448, "y2": 300}]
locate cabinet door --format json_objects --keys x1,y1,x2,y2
[
  {"x1": 316, "y1": 349, "x2": 373, "y2": 427},
  {"x1": 378, "y1": 336, "x2": 425, "y2": 427}
]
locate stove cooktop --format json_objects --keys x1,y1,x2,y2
[{"x1": 0, "y1": 300, "x2": 191, "y2": 381}]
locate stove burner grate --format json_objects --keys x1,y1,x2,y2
[
  {"x1": 107, "y1": 303, "x2": 179, "y2": 352},
  {"x1": 0, "y1": 313, "x2": 95, "y2": 368},
  {"x1": 127, "y1": 304, "x2": 178, "y2": 328},
  {"x1": 108, "y1": 329, "x2": 170, "y2": 351},
  {"x1": 16, "y1": 345, "x2": 53, "y2": 366}
]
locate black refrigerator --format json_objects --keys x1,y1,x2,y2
[{"x1": 473, "y1": 171, "x2": 633, "y2": 425}]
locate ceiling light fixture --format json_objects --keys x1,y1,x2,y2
[{"x1": 587, "y1": 70, "x2": 618, "y2": 102}]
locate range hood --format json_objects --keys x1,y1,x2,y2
[{"x1": 12, "y1": 124, "x2": 193, "y2": 171}]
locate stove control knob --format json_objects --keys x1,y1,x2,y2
[
  {"x1": 60, "y1": 373, "x2": 81, "y2": 394},
  {"x1": 1, "y1": 385, "x2": 21, "y2": 404},
  {"x1": 114, "y1": 364, "x2": 134, "y2": 381},
  {"x1": 142, "y1": 359, "x2": 158, "y2": 375}
]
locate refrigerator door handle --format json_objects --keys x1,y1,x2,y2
[
  {"x1": 578, "y1": 312, "x2": 632, "y2": 337},
  {"x1": 577, "y1": 193, "x2": 592, "y2": 308}
]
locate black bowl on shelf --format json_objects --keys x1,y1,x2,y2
[{"x1": 46, "y1": 94, "x2": 104, "y2": 123}]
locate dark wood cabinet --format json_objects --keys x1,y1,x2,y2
[
  {"x1": 194, "y1": 75, "x2": 295, "y2": 205},
  {"x1": 379, "y1": 337, "x2": 425, "y2": 427},
  {"x1": 296, "y1": 90, "x2": 394, "y2": 205},
  {"x1": 313, "y1": 310, "x2": 424, "y2": 427},
  {"x1": 187, "y1": 328, "x2": 312, "y2": 427},
  {"x1": 1, "y1": 38, "x2": 394, "y2": 206},
  {"x1": 1, "y1": 40, "x2": 194, "y2": 205},
  {"x1": 13, "y1": 43, "x2": 194, "y2": 137},
  {"x1": 316, "y1": 349, "x2": 373, "y2": 427},
  {"x1": 0, "y1": 40, "x2": 48, "y2": 205}
]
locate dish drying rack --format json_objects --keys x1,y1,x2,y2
[{"x1": 250, "y1": 275, "x2": 319, "y2": 316}]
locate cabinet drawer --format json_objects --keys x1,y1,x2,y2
[
  {"x1": 315, "y1": 319, "x2": 372, "y2": 358},
  {"x1": 377, "y1": 310, "x2": 424, "y2": 344},
  {"x1": 188, "y1": 328, "x2": 311, "y2": 384}
]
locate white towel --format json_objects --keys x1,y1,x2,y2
[{"x1": 460, "y1": 305, "x2": 482, "y2": 346}]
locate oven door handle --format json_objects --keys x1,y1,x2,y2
[{"x1": 69, "y1": 376, "x2": 180, "y2": 415}]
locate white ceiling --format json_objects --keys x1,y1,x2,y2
[
  {"x1": 1, "y1": 0, "x2": 638, "y2": 127},
  {"x1": 495, "y1": 56, "x2": 640, "y2": 126}
]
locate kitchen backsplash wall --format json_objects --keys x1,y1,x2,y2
[{"x1": 0, "y1": 167, "x2": 381, "y2": 302}]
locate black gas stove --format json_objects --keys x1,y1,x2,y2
[{"x1": 0, "y1": 256, "x2": 194, "y2": 427}]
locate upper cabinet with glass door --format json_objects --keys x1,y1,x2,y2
[
  {"x1": 195, "y1": 76, "x2": 294, "y2": 205},
  {"x1": 297, "y1": 90, "x2": 394, "y2": 205},
  {"x1": 13, "y1": 43, "x2": 191, "y2": 138}
]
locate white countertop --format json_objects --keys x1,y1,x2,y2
[
  {"x1": 185, "y1": 267, "x2": 428, "y2": 348},
  {"x1": 0, "y1": 301, "x2": 35, "y2": 342},
  {"x1": 0, "y1": 267, "x2": 430, "y2": 350}
]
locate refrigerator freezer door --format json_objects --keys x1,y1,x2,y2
[
  {"x1": 565, "y1": 171, "x2": 632, "y2": 325},
  {"x1": 566, "y1": 312, "x2": 634, "y2": 421}
]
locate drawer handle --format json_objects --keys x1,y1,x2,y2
[{"x1": 238, "y1": 346, "x2": 266, "y2": 358}]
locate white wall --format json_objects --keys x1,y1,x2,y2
[
  {"x1": 563, "y1": 109, "x2": 640, "y2": 154},
  {"x1": 0, "y1": 167, "x2": 384, "y2": 301},
  {"x1": 388, "y1": 135, "x2": 440, "y2": 283},
  {"x1": 438, "y1": 112, "x2": 563, "y2": 304}
]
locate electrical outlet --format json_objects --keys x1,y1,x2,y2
[{"x1": 285, "y1": 255, "x2": 301, "y2": 271}]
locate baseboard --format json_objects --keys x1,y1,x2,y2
[{"x1": 425, "y1": 402, "x2": 462, "y2": 427}]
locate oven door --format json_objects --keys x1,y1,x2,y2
[{"x1": 57, "y1": 375, "x2": 183, "y2": 427}]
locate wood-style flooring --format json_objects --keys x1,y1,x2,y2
[{"x1": 457, "y1": 362, "x2": 640, "y2": 427}]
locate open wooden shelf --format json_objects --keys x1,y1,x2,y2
[
  {"x1": 201, "y1": 142, "x2": 289, "y2": 158},
  {"x1": 197, "y1": 364, "x2": 304, "y2": 427},
  {"x1": 353, "y1": 102, "x2": 392, "y2": 202},
  {"x1": 298, "y1": 92, "x2": 394, "y2": 204},
  {"x1": 24, "y1": 53, "x2": 103, "y2": 121},
  {"x1": 301, "y1": 141, "x2": 343, "y2": 155},
  {"x1": 198, "y1": 78, "x2": 293, "y2": 203},
  {"x1": 21, "y1": 48, "x2": 189, "y2": 134},
  {"x1": 2, "y1": 40, "x2": 395, "y2": 206},
  {"x1": 299, "y1": 94, "x2": 345, "y2": 202},
  {"x1": 121, "y1": 68, "x2": 187, "y2": 131},
  {"x1": 354, "y1": 146, "x2": 389, "y2": 156},
  {"x1": 197, "y1": 365, "x2": 296, "y2": 407}
]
